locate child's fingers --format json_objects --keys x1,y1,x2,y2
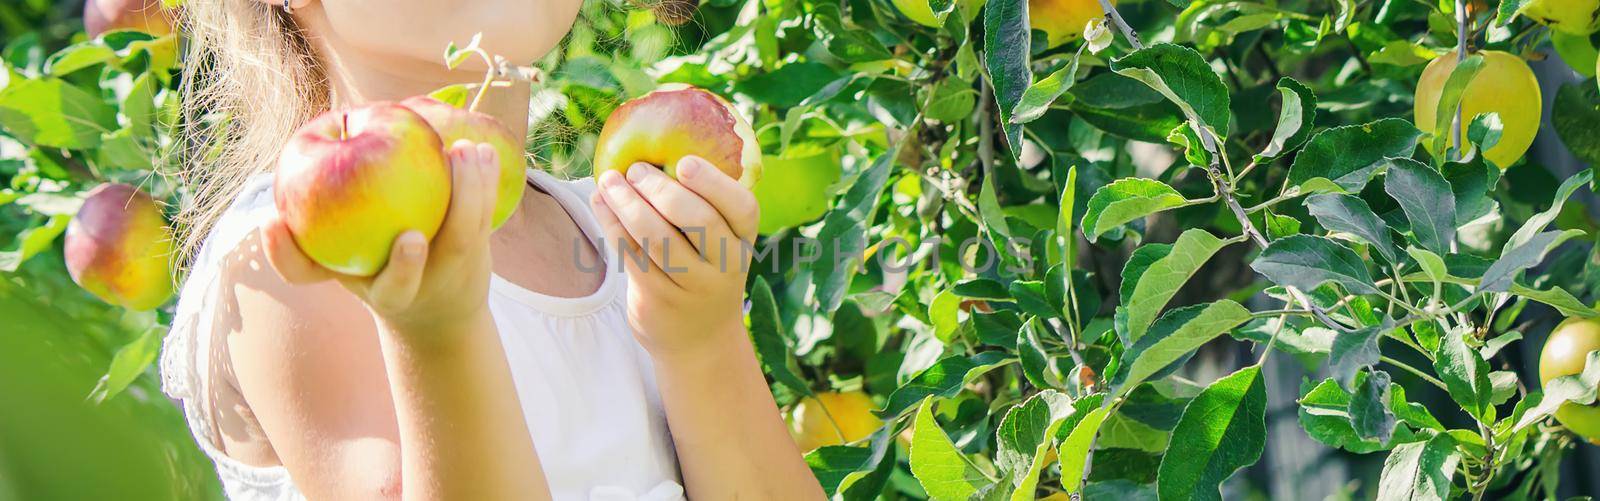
[
  {"x1": 590, "y1": 190, "x2": 677, "y2": 291},
  {"x1": 365, "y1": 231, "x2": 428, "y2": 312},
  {"x1": 674, "y1": 156, "x2": 759, "y2": 242},
  {"x1": 624, "y1": 163, "x2": 735, "y2": 258},
  {"x1": 434, "y1": 141, "x2": 490, "y2": 256},
  {"x1": 475, "y1": 143, "x2": 499, "y2": 236},
  {"x1": 597, "y1": 169, "x2": 706, "y2": 276},
  {"x1": 260, "y1": 218, "x2": 337, "y2": 285}
]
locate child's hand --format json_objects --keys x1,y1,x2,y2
[
  {"x1": 261, "y1": 141, "x2": 501, "y2": 336},
  {"x1": 590, "y1": 156, "x2": 758, "y2": 360}
]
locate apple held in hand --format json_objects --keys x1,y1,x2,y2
[
  {"x1": 65, "y1": 183, "x2": 175, "y2": 310},
  {"x1": 400, "y1": 96, "x2": 526, "y2": 228},
  {"x1": 592, "y1": 84, "x2": 762, "y2": 188},
  {"x1": 274, "y1": 103, "x2": 452, "y2": 277}
]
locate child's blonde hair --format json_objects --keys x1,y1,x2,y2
[{"x1": 172, "y1": 0, "x2": 327, "y2": 265}]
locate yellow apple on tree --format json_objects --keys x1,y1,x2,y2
[
  {"x1": 1540, "y1": 317, "x2": 1600, "y2": 444},
  {"x1": 1031, "y1": 0, "x2": 1111, "y2": 48},
  {"x1": 1519, "y1": 0, "x2": 1600, "y2": 36},
  {"x1": 752, "y1": 152, "x2": 841, "y2": 235},
  {"x1": 789, "y1": 390, "x2": 881, "y2": 452},
  {"x1": 64, "y1": 183, "x2": 175, "y2": 310},
  {"x1": 1413, "y1": 50, "x2": 1541, "y2": 169},
  {"x1": 83, "y1": 0, "x2": 173, "y2": 37},
  {"x1": 400, "y1": 96, "x2": 526, "y2": 229},
  {"x1": 592, "y1": 84, "x2": 762, "y2": 188},
  {"x1": 274, "y1": 103, "x2": 453, "y2": 277}
]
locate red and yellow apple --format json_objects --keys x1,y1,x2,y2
[
  {"x1": 400, "y1": 96, "x2": 526, "y2": 229},
  {"x1": 274, "y1": 103, "x2": 452, "y2": 277},
  {"x1": 789, "y1": 390, "x2": 882, "y2": 452},
  {"x1": 84, "y1": 0, "x2": 173, "y2": 37},
  {"x1": 1540, "y1": 317, "x2": 1600, "y2": 444},
  {"x1": 64, "y1": 183, "x2": 175, "y2": 310},
  {"x1": 592, "y1": 84, "x2": 762, "y2": 188},
  {"x1": 1031, "y1": 0, "x2": 1111, "y2": 48},
  {"x1": 1413, "y1": 50, "x2": 1541, "y2": 169}
]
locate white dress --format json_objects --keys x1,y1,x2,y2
[{"x1": 159, "y1": 170, "x2": 685, "y2": 501}]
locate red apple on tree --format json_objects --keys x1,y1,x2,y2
[
  {"x1": 64, "y1": 183, "x2": 175, "y2": 310},
  {"x1": 592, "y1": 84, "x2": 762, "y2": 188},
  {"x1": 400, "y1": 95, "x2": 526, "y2": 229},
  {"x1": 274, "y1": 103, "x2": 453, "y2": 277}
]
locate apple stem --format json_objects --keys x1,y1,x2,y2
[
  {"x1": 468, "y1": 47, "x2": 498, "y2": 113},
  {"x1": 340, "y1": 112, "x2": 349, "y2": 141}
]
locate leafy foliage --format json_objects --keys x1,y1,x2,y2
[{"x1": 2, "y1": 0, "x2": 1600, "y2": 498}]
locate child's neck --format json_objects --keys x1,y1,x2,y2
[{"x1": 312, "y1": 34, "x2": 533, "y2": 144}]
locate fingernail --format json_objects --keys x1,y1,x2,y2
[
  {"x1": 402, "y1": 238, "x2": 424, "y2": 258},
  {"x1": 678, "y1": 157, "x2": 701, "y2": 179},
  {"x1": 601, "y1": 170, "x2": 626, "y2": 189},
  {"x1": 627, "y1": 163, "x2": 650, "y2": 183}
]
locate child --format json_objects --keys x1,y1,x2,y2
[{"x1": 159, "y1": 0, "x2": 821, "y2": 498}]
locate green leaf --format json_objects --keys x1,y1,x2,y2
[
  {"x1": 44, "y1": 41, "x2": 117, "y2": 76},
  {"x1": 1305, "y1": 193, "x2": 1398, "y2": 264},
  {"x1": 1349, "y1": 370, "x2": 1396, "y2": 443},
  {"x1": 1250, "y1": 234, "x2": 1379, "y2": 295},
  {"x1": 748, "y1": 277, "x2": 810, "y2": 396},
  {"x1": 806, "y1": 446, "x2": 873, "y2": 495},
  {"x1": 1511, "y1": 351, "x2": 1600, "y2": 434},
  {"x1": 925, "y1": 77, "x2": 980, "y2": 123},
  {"x1": 1057, "y1": 166, "x2": 1079, "y2": 271},
  {"x1": 1503, "y1": 170, "x2": 1592, "y2": 257},
  {"x1": 930, "y1": 289, "x2": 963, "y2": 343},
  {"x1": 910, "y1": 398, "x2": 992, "y2": 500},
  {"x1": 1428, "y1": 54, "x2": 1486, "y2": 160},
  {"x1": 1480, "y1": 230, "x2": 1585, "y2": 294},
  {"x1": 1383, "y1": 158, "x2": 1456, "y2": 254},
  {"x1": 1012, "y1": 49, "x2": 1082, "y2": 124},
  {"x1": 1329, "y1": 326, "x2": 1384, "y2": 390},
  {"x1": 1297, "y1": 378, "x2": 1431, "y2": 453},
  {"x1": 1434, "y1": 325, "x2": 1494, "y2": 423},
  {"x1": 1374, "y1": 434, "x2": 1459, "y2": 501},
  {"x1": 87, "y1": 326, "x2": 164, "y2": 403},
  {"x1": 808, "y1": 152, "x2": 897, "y2": 315},
  {"x1": 1119, "y1": 229, "x2": 1230, "y2": 343},
  {"x1": 881, "y1": 352, "x2": 1015, "y2": 417},
  {"x1": 429, "y1": 84, "x2": 472, "y2": 108},
  {"x1": 1406, "y1": 247, "x2": 1448, "y2": 289},
  {"x1": 0, "y1": 78, "x2": 117, "y2": 149},
  {"x1": 1255, "y1": 77, "x2": 1318, "y2": 162},
  {"x1": 1110, "y1": 43, "x2": 1232, "y2": 139},
  {"x1": 995, "y1": 390, "x2": 1075, "y2": 500},
  {"x1": 982, "y1": 0, "x2": 1032, "y2": 156},
  {"x1": 1552, "y1": 81, "x2": 1600, "y2": 165},
  {"x1": 122, "y1": 72, "x2": 158, "y2": 137},
  {"x1": 1156, "y1": 366, "x2": 1266, "y2": 501},
  {"x1": 1055, "y1": 395, "x2": 1110, "y2": 494},
  {"x1": 1113, "y1": 300, "x2": 1252, "y2": 399},
  {"x1": 0, "y1": 215, "x2": 71, "y2": 272},
  {"x1": 1285, "y1": 118, "x2": 1421, "y2": 191},
  {"x1": 735, "y1": 62, "x2": 843, "y2": 109},
  {"x1": 1081, "y1": 178, "x2": 1190, "y2": 242}
]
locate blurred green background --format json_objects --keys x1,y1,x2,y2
[{"x1": 0, "y1": 1, "x2": 221, "y2": 499}]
